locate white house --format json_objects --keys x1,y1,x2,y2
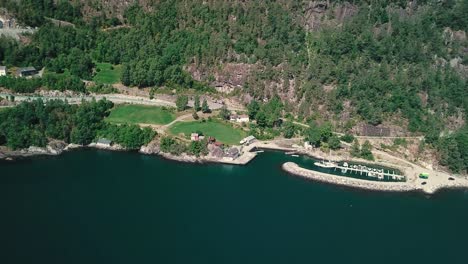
[
  {"x1": 230, "y1": 113, "x2": 250, "y2": 123},
  {"x1": 0, "y1": 66, "x2": 6, "y2": 76},
  {"x1": 191, "y1": 133, "x2": 200, "y2": 141},
  {"x1": 236, "y1": 114, "x2": 250, "y2": 123},
  {"x1": 240, "y1": 135, "x2": 256, "y2": 145}
]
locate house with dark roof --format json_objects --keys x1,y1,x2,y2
[
  {"x1": 17, "y1": 67, "x2": 38, "y2": 77},
  {"x1": 225, "y1": 147, "x2": 240, "y2": 160},
  {"x1": 96, "y1": 138, "x2": 112, "y2": 147}
]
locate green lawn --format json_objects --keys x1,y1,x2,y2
[
  {"x1": 107, "y1": 105, "x2": 176, "y2": 125},
  {"x1": 93, "y1": 63, "x2": 122, "y2": 84},
  {"x1": 169, "y1": 120, "x2": 246, "y2": 145}
]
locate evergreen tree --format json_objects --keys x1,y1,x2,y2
[
  {"x1": 247, "y1": 100, "x2": 260, "y2": 119},
  {"x1": 202, "y1": 98, "x2": 210, "y2": 113},
  {"x1": 361, "y1": 140, "x2": 374, "y2": 160},
  {"x1": 306, "y1": 122, "x2": 322, "y2": 147},
  {"x1": 255, "y1": 111, "x2": 268, "y2": 128},
  {"x1": 121, "y1": 65, "x2": 131, "y2": 86},
  {"x1": 194, "y1": 95, "x2": 201, "y2": 112},
  {"x1": 351, "y1": 140, "x2": 361, "y2": 157},
  {"x1": 176, "y1": 95, "x2": 188, "y2": 111},
  {"x1": 192, "y1": 111, "x2": 199, "y2": 120},
  {"x1": 328, "y1": 135, "x2": 341, "y2": 150},
  {"x1": 218, "y1": 105, "x2": 230, "y2": 120}
]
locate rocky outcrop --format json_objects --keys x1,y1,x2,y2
[
  {"x1": 88, "y1": 142, "x2": 125, "y2": 151},
  {"x1": 0, "y1": 140, "x2": 68, "y2": 160},
  {"x1": 186, "y1": 63, "x2": 255, "y2": 94},
  {"x1": 74, "y1": 0, "x2": 153, "y2": 21},
  {"x1": 304, "y1": 1, "x2": 358, "y2": 31},
  {"x1": 139, "y1": 141, "x2": 160, "y2": 155}
]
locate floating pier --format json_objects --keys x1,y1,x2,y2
[{"x1": 335, "y1": 162, "x2": 405, "y2": 181}]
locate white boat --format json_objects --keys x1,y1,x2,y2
[
  {"x1": 314, "y1": 160, "x2": 337, "y2": 168},
  {"x1": 291, "y1": 154, "x2": 300, "y2": 157}
]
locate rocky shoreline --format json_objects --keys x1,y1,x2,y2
[
  {"x1": 3, "y1": 141, "x2": 468, "y2": 195},
  {"x1": 0, "y1": 141, "x2": 248, "y2": 165},
  {"x1": 0, "y1": 141, "x2": 127, "y2": 160}
]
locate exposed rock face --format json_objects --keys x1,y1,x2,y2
[
  {"x1": 74, "y1": 0, "x2": 153, "y2": 21},
  {"x1": 187, "y1": 63, "x2": 255, "y2": 94},
  {"x1": 139, "y1": 141, "x2": 160, "y2": 155},
  {"x1": 304, "y1": 1, "x2": 358, "y2": 31},
  {"x1": 449, "y1": 57, "x2": 468, "y2": 79},
  {"x1": 0, "y1": 140, "x2": 68, "y2": 160},
  {"x1": 47, "y1": 140, "x2": 68, "y2": 154}
]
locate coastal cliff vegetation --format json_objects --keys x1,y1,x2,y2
[
  {"x1": 0, "y1": 0, "x2": 466, "y2": 173},
  {"x1": 0, "y1": 99, "x2": 154, "y2": 150}
]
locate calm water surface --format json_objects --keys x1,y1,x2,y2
[{"x1": 1, "y1": 150, "x2": 467, "y2": 264}]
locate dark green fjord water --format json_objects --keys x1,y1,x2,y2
[{"x1": 1, "y1": 150, "x2": 468, "y2": 264}]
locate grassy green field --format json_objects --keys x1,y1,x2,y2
[
  {"x1": 107, "y1": 105, "x2": 176, "y2": 125},
  {"x1": 169, "y1": 120, "x2": 246, "y2": 145},
  {"x1": 93, "y1": 63, "x2": 122, "y2": 84}
]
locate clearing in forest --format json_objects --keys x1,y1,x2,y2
[
  {"x1": 93, "y1": 63, "x2": 122, "y2": 84},
  {"x1": 107, "y1": 105, "x2": 176, "y2": 125},
  {"x1": 169, "y1": 120, "x2": 246, "y2": 145}
]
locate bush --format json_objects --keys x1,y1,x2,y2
[{"x1": 340, "y1": 134, "x2": 355, "y2": 143}]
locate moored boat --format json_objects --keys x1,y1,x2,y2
[{"x1": 314, "y1": 160, "x2": 337, "y2": 168}]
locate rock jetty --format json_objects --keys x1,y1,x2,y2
[
  {"x1": 282, "y1": 162, "x2": 468, "y2": 194},
  {"x1": 283, "y1": 162, "x2": 419, "y2": 192}
]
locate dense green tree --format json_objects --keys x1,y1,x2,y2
[
  {"x1": 121, "y1": 65, "x2": 131, "y2": 86},
  {"x1": 283, "y1": 122, "x2": 296, "y2": 139},
  {"x1": 176, "y1": 95, "x2": 188, "y2": 111},
  {"x1": 328, "y1": 135, "x2": 341, "y2": 150},
  {"x1": 194, "y1": 95, "x2": 201, "y2": 112},
  {"x1": 360, "y1": 140, "x2": 374, "y2": 161},
  {"x1": 98, "y1": 124, "x2": 156, "y2": 149},
  {"x1": 218, "y1": 105, "x2": 230, "y2": 120},
  {"x1": 192, "y1": 111, "x2": 199, "y2": 120},
  {"x1": 189, "y1": 139, "x2": 208, "y2": 157},
  {"x1": 351, "y1": 140, "x2": 361, "y2": 157},
  {"x1": 201, "y1": 98, "x2": 210, "y2": 113},
  {"x1": 340, "y1": 134, "x2": 355, "y2": 144},
  {"x1": 0, "y1": 99, "x2": 113, "y2": 149},
  {"x1": 255, "y1": 111, "x2": 268, "y2": 128},
  {"x1": 247, "y1": 100, "x2": 260, "y2": 119}
]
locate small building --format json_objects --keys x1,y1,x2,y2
[
  {"x1": 209, "y1": 145, "x2": 224, "y2": 158},
  {"x1": 225, "y1": 147, "x2": 240, "y2": 160},
  {"x1": 236, "y1": 114, "x2": 250, "y2": 123},
  {"x1": 0, "y1": 66, "x2": 6, "y2": 76},
  {"x1": 229, "y1": 114, "x2": 238, "y2": 122},
  {"x1": 17, "y1": 67, "x2": 38, "y2": 77},
  {"x1": 96, "y1": 138, "x2": 112, "y2": 147},
  {"x1": 191, "y1": 133, "x2": 200, "y2": 141},
  {"x1": 230, "y1": 113, "x2": 250, "y2": 123},
  {"x1": 240, "y1": 135, "x2": 256, "y2": 145}
]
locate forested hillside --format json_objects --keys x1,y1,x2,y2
[{"x1": 0, "y1": 0, "x2": 467, "y2": 172}]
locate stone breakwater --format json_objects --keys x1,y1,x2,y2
[
  {"x1": 282, "y1": 162, "x2": 420, "y2": 192},
  {"x1": 282, "y1": 162, "x2": 468, "y2": 194}
]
